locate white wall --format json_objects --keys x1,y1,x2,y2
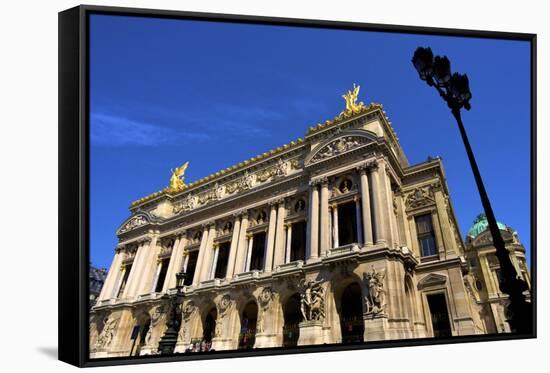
[{"x1": 0, "y1": 0, "x2": 547, "y2": 371}]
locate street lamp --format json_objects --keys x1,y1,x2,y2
[
  {"x1": 412, "y1": 47, "x2": 531, "y2": 334},
  {"x1": 158, "y1": 271, "x2": 187, "y2": 354}
]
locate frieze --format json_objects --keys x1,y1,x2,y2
[
  {"x1": 310, "y1": 136, "x2": 371, "y2": 164},
  {"x1": 118, "y1": 215, "x2": 148, "y2": 234},
  {"x1": 404, "y1": 184, "x2": 437, "y2": 211}
]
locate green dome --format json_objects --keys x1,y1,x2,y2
[{"x1": 467, "y1": 213, "x2": 507, "y2": 238}]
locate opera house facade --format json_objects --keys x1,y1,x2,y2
[{"x1": 89, "y1": 87, "x2": 530, "y2": 357}]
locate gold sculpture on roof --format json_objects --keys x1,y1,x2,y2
[
  {"x1": 169, "y1": 161, "x2": 189, "y2": 191},
  {"x1": 342, "y1": 83, "x2": 365, "y2": 114}
]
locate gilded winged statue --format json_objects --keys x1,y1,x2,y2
[
  {"x1": 342, "y1": 83, "x2": 365, "y2": 113},
  {"x1": 169, "y1": 161, "x2": 189, "y2": 191}
]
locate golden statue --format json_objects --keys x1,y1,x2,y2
[
  {"x1": 169, "y1": 161, "x2": 189, "y2": 191},
  {"x1": 342, "y1": 83, "x2": 365, "y2": 113}
]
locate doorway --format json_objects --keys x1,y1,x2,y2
[
  {"x1": 238, "y1": 301, "x2": 258, "y2": 349},
  {"x1": 282, "y1": 294, "x2": 302, "y2": 347},
  {"x1": 340, "y1": 283, "x2": 365, "y2": 343},
  {"x1": 426, "y1": 293, "x2": 452, "y2": 337}
]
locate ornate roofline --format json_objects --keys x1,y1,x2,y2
[{"x1": 129, "y1": 87, "x2": 409, "y2": 210}]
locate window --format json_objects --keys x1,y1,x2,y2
[
  {"x1": 183, "y1": 251, "x2": 198, "y2": 286},
  {"x1": 290, "y1": 221, "x2": 307, "y2": 262},
  {"x1": 214, "y1": 241, "x2": 231, "y2": 278},
  {"x1": 154, "y1": 258, "x2": 170, "y2": 293},
  {"x1": 338, "y1": 201, "x2": 358, "y2": 246},
  {"x1": 249, "y1": 232, "x2": 266, "y2": 271},
  {"x1": 415, "y1": 214, "x2": 437, "y2": 257},
  {"x1": 117, "y1": 264, "x2": 132, "y2": 298}
]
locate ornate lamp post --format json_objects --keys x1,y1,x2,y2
[
  {"x1": 158, "y1": 272, "x2": 187, "y2": 354},
  {"x1": 411, "y1": 47, "x2": 532, "y2": 334}
]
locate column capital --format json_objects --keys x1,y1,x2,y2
[
  {"x1": 356, "y1": 163, "x2": 370, "y2": 175},
  {"x1": 213, "y1": 242, "x2": 220, "y2": 249},
  {"x1": 330, "y1": 203, "x2": 338, "y2": 210},
  {"x1": 309, "y1": 177, "x2": 327, "y2": 187},
  {"x1": 137, "y1": 236, "x2": 152, "y2": 244},
  {"x1": 246, "y1": 232, "x2": 254, "y2": 239},
  {"x1": 269, "y1": 198, "x2": 284, "y2": 207},
  {"x1": 202, "y1": 221, "x2": 215, "y2": 230}
]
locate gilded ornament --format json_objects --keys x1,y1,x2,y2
[{"x1": 169, "y1": 161, "x2": 189, "y2": 191}]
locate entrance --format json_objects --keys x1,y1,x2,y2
[
  {"x1": 203, "y1": 307, "x2": 217, "y2": 342},
  {"x1": 238, "y1": 301, "x2": 258, "y2": 349},
  {"x1": 427, "y1": 293, "x2": 452, "y2": 337},
  {"x1": 338, "y1": 201, "x2": 358, "y2": 246},
  {"x1": 340, "y1": 283, "x2": 365, "y2": 343},
  {"x1": 130, "y1": 315, "x2": 150, "y2": 356},
  {"x1": 282, "y1": 294, "x2": 301, "y2": 347}
]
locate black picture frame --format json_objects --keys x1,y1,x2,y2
[{"x1": 58, "y1": 4, "x2": 537, "y2": 368}]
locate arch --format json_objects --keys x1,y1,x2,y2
[
  {"x1": 404, "y1": 274, "x2": 418, "y2": 332},
  {"x1": 282, "y1": 293, "x2": 302, "y2": 347},
  {"x1": 304, "y1": 129, "x2": 378, "y2": 166},
  {"x1": 238, "y1": 301, "x2": 258, "y2": 349},
  {"x1": 116, "y1": 210, "x2": 158, "y2": 235},
  {"x1": 130, "y1": 312, "x2": 151, "y2": 356},
  {"x1": 339, "y1": 282, "x2": 365, "y2": 344},
  {"x1": 203, "y1": 307, "x2": 217, "y2": 343}
]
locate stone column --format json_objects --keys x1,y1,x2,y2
[
  {"x1": 245, "y1": 233, "x2": 254, "y2": 272},
  {"x1": 378, "y1": 160, "x2": 395, "y2": 247},
  {"x1": 135, "y1": 235, "x2": 161, "y2": 296},
  {"x1": 209, "y1": 243, "x2": 220, "y2": 279},
  {"x1": 331, "y1": 204, "x2": 339, "y2": 248},
  {"x1": 434, "y1": 189, "x2": 457, "y2": 256},
  {"x1": 163, "y1": 232, "x2": 187, "y2": 291},
  {"x1": 121, "y1": 240, "x2": 147, "y2": 298},
  {"x1": 192, "y1": 225, "x2": 210, "y2": 286},
  {"x1": 355, "y1": 196, "x2": 364, "y2": 245},
  {"x1": 285, "y1": 223, "x2": 293, "y2": 263},
  {"x1": 383, "y1": 165, "x2": 400, "y2": 247},
  {"x1": 319, "y1": 178, "x2": 330, "y2": 257},
  {"x1": 182, "y1": 253, "x2": 190, "y2": 272},
  {"x1": 358, "y1": 164, "x2": 373, "y2": 246},
  {"x1": 199, "y1": 224, "x2": 217, "y2": 281},
  {"x1": 124, "y1": 235, "x2": 158, "y2": 298},
  {"x1": 98, "y1": 247, "x2": 124, "y2": 301},
  {"x1": 225, "y1": 214, "x2": 242, "y2": 279},
  {"x1": 370, "y1": 161, "x2": 389, "y2": 245},
  {"x1": 264, "y1": 202, "x2": 278, "y2": 272},
  {"x1": 273, "y1": 200, "x2": 287, "y2": 268},
  {"x1": 234, "y1": 211, "x2": 249, "y2": 274},
  {"x1": 306, "y1": 180, "x2": 320, "y2": 261}
]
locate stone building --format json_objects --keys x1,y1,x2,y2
[
  {"x1": 463, "y1": 214, "x2": 531, "y2": 334},
  {"x1": 89, "y1": 265, "x2": 108, "y2": 308},
  {"x1": 90, "y1": 86, "x2": 525, "y2": 358}
]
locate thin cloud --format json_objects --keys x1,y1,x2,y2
[{"x1": 90, "y1": 112, "x2": 211, "y2": 147}]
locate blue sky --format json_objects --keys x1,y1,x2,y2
[{"x1": 90, "y1": 14, "x2": 531, "y2": 270}]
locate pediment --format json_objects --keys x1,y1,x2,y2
[
  {"x1": 116, "y1": 210, "x2": 156, "y2": 235},
  {"x1": 417, "y1": 273, "x2": 447, "y2": 290},
  {"x1": 305, "y1": 129, "x2": 378, "y2": 166}
]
